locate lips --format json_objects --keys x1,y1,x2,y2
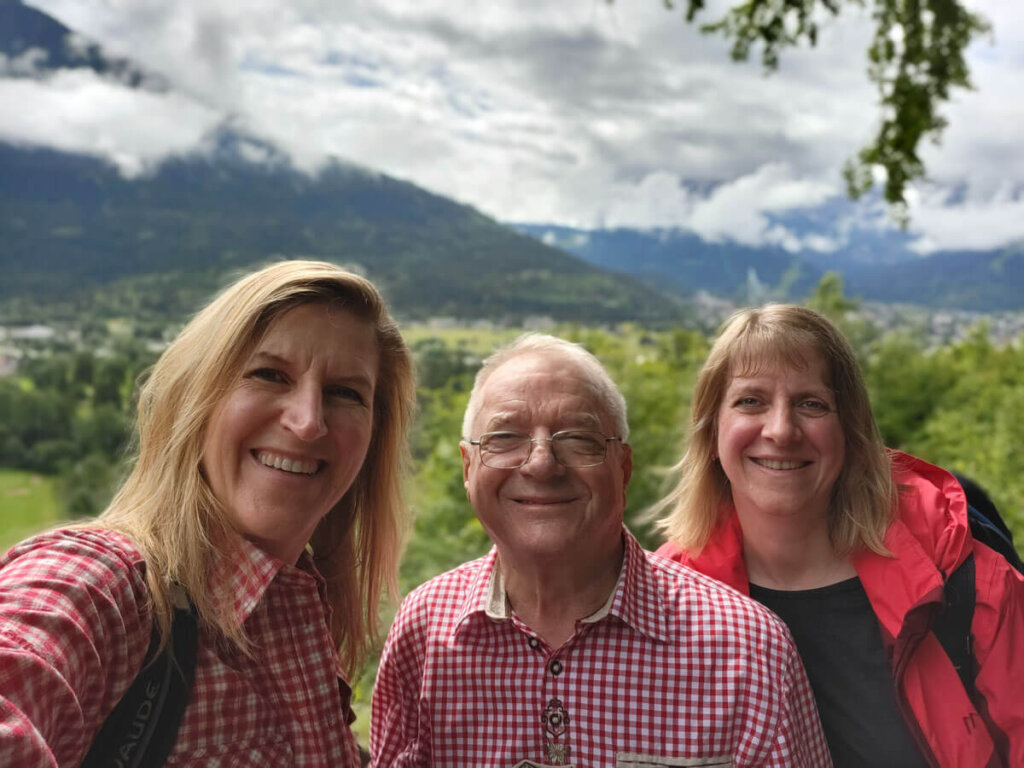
[
  {"x1": 750, "y1": 457, "x2": 811, "y2": 470},
  {"x1": 256, "y1": 450, "x2": 320, "y2": 475},
  {"x1": 512, "y1": 495, "x2": 576, "y2": 505}
]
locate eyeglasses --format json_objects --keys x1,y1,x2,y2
[{"x1": 468, "y1": 430, "x2": 623, "y2": 469}]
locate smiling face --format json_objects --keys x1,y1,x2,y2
[
  {"x1": 716, "y1": 354, "x2": 845, "y2": 526},
  {"x1": 201, "y1": 302, "x2": 379, "y2": 563},
  {"x1": 460, "y1": 352, "x2": 632, "y2": 567}
]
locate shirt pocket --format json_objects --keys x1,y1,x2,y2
[{"x1": 615, "y1": 754, "x2": 734, "y2": 768}]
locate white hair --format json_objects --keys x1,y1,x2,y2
[{"x1": 461, "y1": 333, "x2": 629, "y2": 441}]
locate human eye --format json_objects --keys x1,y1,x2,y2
[
  {"x1": 325, "y1": 384, "x2": 367, "y2": 405},
  {"x1": 731, "y1": 394, "x2": 764, "y2": 410},
  {"x1": 555, "y1": 431, "x2": 606, "y2": 456},
  {"x1": 798, "y1": 398, "x2": 832, "y2": 416},
  {"x1": 480, "y1": 432, "x2": 525, "y2": 453},
  {"x1": 247, "y1": 367, "x2": 287, "y2": 384}
]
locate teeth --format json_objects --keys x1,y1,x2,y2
[
  {"x1": 258, "y1": 452, "x2": 317, "y2": 475},
  {"x1": 756, "y1": 458, "x2": 806, "y2": 470}
]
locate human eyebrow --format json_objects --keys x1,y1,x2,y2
[
  {"x1": 564, "y1": 413, "x2": 603, "y2": 432},
  {"x1": 726, "y1": 381, "x2": 768, "y2": 399},
  {"x1": 483, "y1": 413, "x2": 521, "y2": 433},
  {"x1": 248, "y1": 351, "x2": 289, "y2": 368}
]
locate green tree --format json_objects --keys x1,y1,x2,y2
[
  {"x1": 402, "y1": 379, "x2": 490, "y2": 592},
  {"x1": 864, "y1": 332, "x2": 955, "y2": 448},
  {"x1": 651, "y1": 0, "x2": 989, "y2": 217},
  {"x1": 901, "y1": 329, "x2": 1024, "y2": 540},
  {"x1": 806, "y1": 271, "x2": 858, "y2": 319}
]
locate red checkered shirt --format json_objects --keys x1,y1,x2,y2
[
  {"x1": 371, "y1": 529, "x2": 832, "y2": 768},
  {"x1": 0, "y1": 528, "x2": 361, "y2": 767}
]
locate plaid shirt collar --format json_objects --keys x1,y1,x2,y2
[
  {"x1": 214, "y1": 536, "x2": 324, "y2": 624},
  {"x1": 453, "y1": 527, "x2": 671, "y2": 643}
]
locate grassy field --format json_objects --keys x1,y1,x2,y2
[{"x1": 0, "y1": 469, "x2": 62, "y2": 553}]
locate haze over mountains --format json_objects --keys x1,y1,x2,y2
[
  {"x1": 3, "y1": 0, "x2": 1023, "y2": 323},
  {"x1": 514, "y1": 225, "x2": 1024, "y2": 311}
]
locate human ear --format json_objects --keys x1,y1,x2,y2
[{"x1": 460, "y1": 442, "x2": 472, "y2": 499}]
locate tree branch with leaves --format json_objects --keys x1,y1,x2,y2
[{"x1": 644, "y1": 0, "x2": 990, "y2": 220}]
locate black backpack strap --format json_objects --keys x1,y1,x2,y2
[
  {"x1": 967, "y1": 505, "x2": 1024, "y2": 575},
  {"x1": 933, "y1": 554, "x2": 1012, "y2": 764},
  {"x1": 81, "y1": 596, "x2": 199, "y2": 768},
  {"x1": 933, "y1": 554, "x2": 976, "y2": 692}
]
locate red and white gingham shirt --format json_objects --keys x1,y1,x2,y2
[
  {"x1": 371, "y1": 529, "x2": 832, "y2": 768},
  {"x1": 0, "y1": 528, "x2": 361, "y2": 767}
]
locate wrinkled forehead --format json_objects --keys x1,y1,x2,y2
[{"x1": 475, "y1": 353, "x2": 611, "y2": 431}]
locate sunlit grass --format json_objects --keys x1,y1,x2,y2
[{"x1": 0, "y1": 469, "x2": 62, "y2": 553}]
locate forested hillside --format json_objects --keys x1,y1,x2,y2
[
  {"x1": 0, "y1": 140, "x2": 688, "y2": 327},
  {"x1": 3, "y1": 282, "x2": 1021, "y2": 571},
  {"x1": 3, "y1": 277, "x2": 1022, "y2": 730}
]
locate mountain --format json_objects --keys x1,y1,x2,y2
[
  {"x1": 513, "y1": 225, "x2": 824, "y2": 302},
  {"x1": 844, "y1": 247, "x2": 1024, "y2": 311},
  {"x1": 0, "y1": 137, "x2": 691, "y2": 325},
  {"x1": 0, "y1": 1, "x2": 694, "y2": 326},
  {"x1": 513, "y1": 224, "x2": 1024, "y2": 311},
  {"x1": 0, "y1": 0, "x2": 161, "y2": 88}
]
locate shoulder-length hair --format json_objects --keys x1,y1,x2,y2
[
  {"x1": 98, "y1": 260, "x2": 415, "y2": 674},
  {"x1": 655, "y1": 304, "x2": 894, "y2": 557}
]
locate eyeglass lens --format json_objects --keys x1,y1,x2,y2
[{"x1": 478, "y1": 432, "x2": 609, "y2": 468}]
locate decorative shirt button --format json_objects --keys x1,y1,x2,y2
[
  {"x1": 549, "y1": 659, "x2": 563, "y2": 676},
  {"x1": 528, "y1": 637, "x2": 540, "y2": 650}
]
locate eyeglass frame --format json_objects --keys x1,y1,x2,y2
[{"x1": 466, "y1": 429, "x2": 624, "y2": 469}]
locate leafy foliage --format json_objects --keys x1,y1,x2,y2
[
  {"x1": 0, "y1": 341, "x2": 154, "y2": 518},
  {"x1": 1, "y1": 276, "x2": 1022, "y2": 601},
  {"x1": 648, "y1": 0, "x2": 989, "y2": 216}
]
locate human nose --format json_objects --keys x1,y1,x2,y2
[
  {"x1": 281, "y1": 384, "x2": 327, "y2": 441},
  {"x1": 518, "y1": 436, "x2": 564, "y2": 478},
  {"x1": 762, "y1": 403, "x2": 800, "y2": 444}
]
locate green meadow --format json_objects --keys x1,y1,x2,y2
[{"x1": 0, "y1": 469, "x2": 62, "y2": 553}]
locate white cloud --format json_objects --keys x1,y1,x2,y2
[
  {"x1": 0, "y1": 69, "x2": 223, "y2": 175},
  {"x1": 687, "y1": 163, "x2": 836, "y2": 245},
  {"x1": 910, "y1": 185, "x2": 1024, "y2": 253},
  {"x1": 13, "y1": 0, "x2": 1024, "y2": 252},
  {"x1": 0, "y1": 48, "x2": 50, "y2": 77}
]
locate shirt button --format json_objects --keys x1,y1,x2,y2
[
  {"x1": 549, "y1": 659, "x2": 563, "y2": 676},
  {"x1": 528, "y1": 637, "x2": 540, "y2": 650}
]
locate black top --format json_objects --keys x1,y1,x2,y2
[{"x1": 749, "y1": 577, "x2": 930, "y2": 768}]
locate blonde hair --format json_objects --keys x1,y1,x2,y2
[
  {"x1": 461, "y1": 333, "x2": 629, "y2": 440},
  {"x1": 655, "y1": 304, "x2": 894, "y2": 556},
  {"x1": 97, "y1": 260, "x2": 414, "y2": 674}
]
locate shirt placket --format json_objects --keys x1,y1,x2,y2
[
  {"x1": 517, "y1": 621, "x2": 591, "y2": 767},
  {"x1": 263, "y1": 572, "x2": 349, "y2": 767}
]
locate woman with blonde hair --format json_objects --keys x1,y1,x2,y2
[
  {"x1": 0, "y1": 260, "x2": 415, "y2": 767},
  {"x1": 655, "y1": 304, "x2": 1023, "y2": 768}
]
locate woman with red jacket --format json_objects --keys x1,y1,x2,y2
[{"x1": 654, "y1": 304, "x2": 1023, "y2": 768}]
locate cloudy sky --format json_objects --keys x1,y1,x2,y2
[{"x1": 4, "y1": 0, "x2": 1023, "y2": 255}]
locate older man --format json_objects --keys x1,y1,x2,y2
[{"x1": 371, "y1": 334, "x2": 831, "y2": 768}]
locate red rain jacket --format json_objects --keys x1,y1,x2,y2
[{"x1": 656, "y1": 452, "x2": 1024, "y2": 768}]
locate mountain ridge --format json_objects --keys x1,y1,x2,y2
[
  {"x1": 512, "y1": 224, "x2": 1024, "y2": 311},
  {"x1": 0, "y1": 137, "x2": 692, "y2": 325}
]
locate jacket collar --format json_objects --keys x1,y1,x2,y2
[{"x1": 673, "y1": 451, "x2": 972, "y2": 640}]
